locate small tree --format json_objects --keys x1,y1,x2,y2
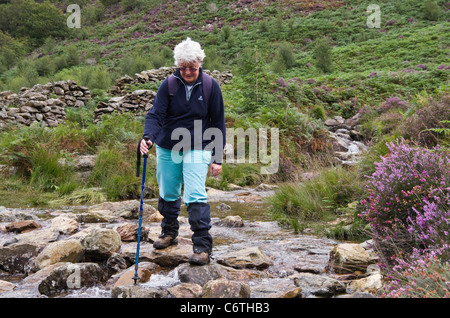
[
  {"x1": 423, "y1": 0, "x2": 442, "y2": 21},
  {"x1": 313, "y1": 37, "x2": 332, "y2": 74}
]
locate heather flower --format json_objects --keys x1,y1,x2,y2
[
  {"x1": 386, "y1": 19, "x2": 396, "y2": 26},
  {"x1": 416, "y1": 64, "x2": 427, "y2": 70},
  {"x1": 360, "y1": 139, "x2": 450, "y2": 266},
  {"x1": 379, "y1": 96, "x2": 409, "y2": 112}
]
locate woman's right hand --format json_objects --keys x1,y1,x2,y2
[{"x1": 140, "y1": 139, "x2": 153, "y2": 155}]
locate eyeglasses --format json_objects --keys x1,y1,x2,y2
[{"x1": 179, "y1": 67, "x2": 198, "y2": 73}]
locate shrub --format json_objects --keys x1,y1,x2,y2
[
  {"x1": 81, "y1": 65, "x2": 114, "y2": 90},
  {"x1": 277, "y1": 42, "x2": 295, "y2": 69},
  {"x1": 121, "y1": 0, "x2": 145, "y2": 11},
  {"x1": 379, "y1": 96, "x2": 409, "y2": 112},
  {"x1": 381, "y1": 249, "x2": 450, "y2": 298},
  {"x1": 41, "y1": 36, "x2": 56, "y2": 55},
  {"x1": 66, "y1": 44, "x2": 80, "y2": 67},
  {"x1": 119, "y1": 50, "x2": 153, "y2": 77},
  {"x1": 311, "y1": 104, "x2": 326, "y2": 120},
  {"x1": 313, "y1": 37, "x2": 332, "y2": 74},
  {"x1": 100, "y1": 0, "x2": 121, "y2": 7},
  {"x1": 360, "y1": 139, "x2": 450, "y2": 267},
  {"x1": 422, "y1": 0, "x2": 442, "y2": 21},
  {"x1": 400, "y1": 94, "x2": 450, "y2": 147},
  {"x1": 0, "y1": 0, "x2": 67, "y2": 43}
]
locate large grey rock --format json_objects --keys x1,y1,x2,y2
[
  {"x1": 216, "y1": 247, "x2": 273, "y2": 270},
  {"x1": 37, "y1": 262, "x2": 106, "y2": 296},
  {"x1": 202, "y1": 279, "x2": 251, "y2": 298},
  {"x1": 0, "y1": 243, "x2": 41, "y2": 274},
  {"x1": 35, "y1": 239, "x2": 84, "y2": 270},
  {"x1": 77, "y1": 226, "x2": 121, "y2": 261},
  {"x1": 177, "y1": 263, "x2": 228, "y2": 287},
  {"x1": 293, "y1": 272, "x2": 346, "y2": 297},
  {"x1": 328, "y1": 243, "x2": 378, "y2": 274}
]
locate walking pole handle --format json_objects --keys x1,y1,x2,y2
[{"x1": 136, "y1": 138, "x2": 151, "y2": 177}]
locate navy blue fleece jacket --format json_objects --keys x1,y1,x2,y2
[{"x1": 143, "y1": 68, "x2": 226, "y2": 164}]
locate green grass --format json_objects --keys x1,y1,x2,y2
[
  {"x1": 267, "y1": 166, "x2": 365, "y2": 232},
  {"x1": 0, "y1": 0, "x2": 449, "y2": 223}
]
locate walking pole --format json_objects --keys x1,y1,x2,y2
[{"x1": 133, "y1": 139, "x2": 149, "y2": 285}]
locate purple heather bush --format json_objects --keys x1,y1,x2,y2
[
  {"x1": 360, "y1": 139, "x2": 450, "y2": 268},
  {"x1": 379, "y1": 96, "x2": 409, "y2": 112},
  {"x1": 416, "y1": 64, "x2": 427, "y2": 70},
  {"x1": 381, "y1": 248, "x2": 450, "y2": 298}
]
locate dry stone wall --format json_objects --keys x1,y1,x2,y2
[
  {"x1": 94, "y1": 67, "x2": 233, "y2": 123},
  {"x1": 0, "y1": 67, "x2": 232, "y2": 127},
  {"x1": 0, "y1": 81, "x2": 91, "y2": 128}
]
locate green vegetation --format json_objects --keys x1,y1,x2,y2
[{"x1": 0, "y1": 0, "x2": 449, "y2": 236}]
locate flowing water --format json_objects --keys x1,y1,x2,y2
[{"x1": 0, "y1": 189, "x2": 343, "y2": 298}]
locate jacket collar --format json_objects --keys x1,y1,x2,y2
[{"x1": 173, "y1": 67, "x2": 203, "y2": 86}]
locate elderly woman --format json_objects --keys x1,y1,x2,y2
[{"x1": 140, "y1": 38, "x2": 226, "y2": 265}]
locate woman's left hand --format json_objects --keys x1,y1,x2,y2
[{"x1": 209, "y1": 163, "x2": 222, "y2": 176}]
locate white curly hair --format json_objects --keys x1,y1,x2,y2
[{"x1": 173, "y1": 37, "x2": 206, "y2": 67}]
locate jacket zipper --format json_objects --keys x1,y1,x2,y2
[{"x1": 173, "y1": 75, "x2": 202, "y2": 101}]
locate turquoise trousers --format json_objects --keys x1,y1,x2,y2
[{"x1": 156, "y1": 145, "x2": 211, "y2": 204}]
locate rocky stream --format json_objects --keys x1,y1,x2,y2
[{"x1": 0, "y1": 184, "x2": 382, "y2": 299}]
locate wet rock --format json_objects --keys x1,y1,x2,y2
[
  {"x1": 324, "y1": 113, "x2": 367, "y2": 166},
  {"x1": 121, "y1": 242, "x2": 154, "y2": 263},
  {"x1": 203, "y1": 279, "x2": 250, "y2": 298},
  {"x1": 106, "y1": 253, "x2": 128, "y2": 276},
  {"x1": 250, "y1": 277, "x2": 302, "y2": 298},
  {"x1": 78, "y1": 226, "x2": 121, "y2": 261},
  {"x1": 214, "y1": 215, "x2": 244, "y2": 227},
  {"x1": 112, "y1": 262, "x2": 159, "y2": 288},
  {"x1": 116, "y1": 223, "x2": 149, "y2": 242},
  {"x1": 111, "y1": 285, "x2": 168, "y2": 298},
  {"x1": 5, "y1": 220, "x2": 42, "y2": 233},
  {"x1": 77, "y1": 210, "x2": 118, "y2": 223},
  {"x1": 216, "y1": 203, "x2": 231, "y2": 211},
  {"x1": 279, "y1": 287, "x2": 303, "y2": 298},
  {"x1": 328, "y1": 243, "x2": 378, "y2": 274},
  {"x1": 168, "y1": 283, "x2": 203, "y2": 298},
  {"x1": 149, "y1": 238, "x2": 192, "y2": 267},
  {"x1": 146, "y1": 210, "x2": 163, "y2": 222},
  {"x1": 12, "y1": 228, "x2": 60, "y2": 247},
  {"x1": 50, "y1": 215, "x2": 79, "y2": 235},
  {"x1": 0, "y1": 280, "x2": 16, "y2": 294},
  {"x1": 292, "y1": 273, "x2": 346, "y2": 297},
  {"x1": 347, "y1": 273, "x2": 383, "y2": 294},
  {"x1": 88, "y1": 200, "x2": 157, "y2": 219},
  {"x1": 216, "y1": 247, "x2": 273, "y2": 270},
  {"x1": 0, "y1": 209, "x2": 37, "y2": 222},
  {"x1": 254, "y1": 183, "x2": 279, "y2": 191},
  {"x1": 177, "y1": 263, "x2": 228, "y2": 286},
  {"x1": 121, "y1": 238, "x2": 192, "y2": 268},
  {"x1": 37, "y1": 262, "x2": 106, "y2": 296},
  {"x1": 337, "y1": 291, "x2": 376, "y2": 298},
  {"x1": 35, "y1": 239, "x2": 84, "y2": 270},
  {"x1": 0, "y1": 243, "x2": 41, "y2": 274}
]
